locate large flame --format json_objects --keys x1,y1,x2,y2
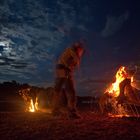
[
  {"x1": 103, "y1": 66, "x2": 137, "y2": 117},
  {"x1": 105, "y1": 66, "x2": 133, "y2": 97}
]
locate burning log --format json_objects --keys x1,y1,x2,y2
[{"x1": 118, "y1": 78, "x2": 132, "y2": 104}]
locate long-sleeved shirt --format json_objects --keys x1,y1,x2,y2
[
  {"x1": 56, "y1": 47, "x2": 80, "y2": 78},
  {"x1": 58, "y1": 47, "x2": 80, "y2": 70}
]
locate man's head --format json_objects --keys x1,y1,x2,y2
[{"x1": 73, "y1": 42, "x2": 85, "y2": 58}]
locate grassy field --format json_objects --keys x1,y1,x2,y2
[{"x1": 1, "y1": 111, "x2": 140, "y2": 140}]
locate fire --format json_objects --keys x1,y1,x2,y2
[
  {"x1": 29, "y1": 98, "x2": 39, "y2": 112},
  {"x1": 105, "y1": 66, "x2": 133, "y2": 97},
  {"x1": 19, "y1": 88, "x2": 52, "y2": 113},
  {"x1": 19, "y1": 88, "x2": 39, "y2": 112},
  {"x1": 103, "y1": 66, "x2": 139, "y2": 117}
]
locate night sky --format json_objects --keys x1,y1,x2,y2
[{"x1": 0, "y1": 0, "x2": 140, "y2": 96}]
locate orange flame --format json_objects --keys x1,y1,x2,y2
[
  {"x1": 103, "y1": 66, "x2": 138, "y2": 117},
  {"x1": 19, "y1": 88, "x2": 39, "y2": 112},
  {"x1": 29, "y1": 98, "x2": 39, "y2": 112},
  {"x1": 105, "y1": 66, "x2": 133, "y2": 97}
]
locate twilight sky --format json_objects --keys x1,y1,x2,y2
[{"x1": 0, "y1": 0, "x2": 140, "y2": 96}]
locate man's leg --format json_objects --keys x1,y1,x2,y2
[
  {"x1": 52, "y1": 78, "x2": 65, "y2": 115},
  {"x1": 65, "y1": 78, "x2": 80, "y2": 118}
]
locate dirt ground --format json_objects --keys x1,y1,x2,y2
[{"x1": 1, "y1": 111, "x2": 140, "y2": 140}]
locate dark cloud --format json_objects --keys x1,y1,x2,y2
[{"x1": 101, "y1": 11, "x2": 129, "y2": 37}]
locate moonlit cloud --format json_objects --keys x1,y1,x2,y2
[{"x1": 0, "y1": 0, "x2": 90, "y2": 85}]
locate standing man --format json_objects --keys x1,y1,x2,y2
[{"x1": 53, "y1": 41, "x2": 85, "y2": 118}]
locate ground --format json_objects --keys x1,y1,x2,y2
[{"x1": 1, "y1": 111, "x2": 140, "y2": 140}]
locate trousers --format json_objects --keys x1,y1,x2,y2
[{"x1": 53, "y1": 77, "x2": 77, "y2": 113}]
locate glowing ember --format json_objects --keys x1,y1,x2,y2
[
  {"x1": 108, "y1": 113, "x2": 130, "y2": 118},
  {"x1": 105, "y1": 66, "x2": 133, "y2": 97}
]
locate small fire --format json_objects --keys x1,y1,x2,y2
[
  {"x1": 19, "y1": 88, "x2": 52, "y2": 113},
  {"x1": 29, "y1": 98, "x2": 39, "y2": 112},
  {"x1": 105, "y1": 66, "x2": 133, "y2": 97},
  {"x1": 19, "y1": 88, "x2": 39, "y2": 112}
]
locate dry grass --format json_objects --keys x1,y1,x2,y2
[{"x1": 1, "y1": 111, "x2": 140, "y2": 140}]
